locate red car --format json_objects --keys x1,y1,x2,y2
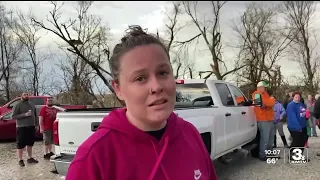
[{"x1": 0, "y1": 105, "x2": 65, "y2": 140}]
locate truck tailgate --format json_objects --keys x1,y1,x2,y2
[{"x1": 57, "y1": 112, "x2": 109, "y2": 154}]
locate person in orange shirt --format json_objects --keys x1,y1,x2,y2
[{"x1": 252, "y1": 81, "x2": 276, "y2": 161}]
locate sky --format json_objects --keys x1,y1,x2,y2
[{"x1": 3, "y1": 1, "x2": 320, "y2": 89}]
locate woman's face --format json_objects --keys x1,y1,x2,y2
[
  {"x1": 293, "y1": 94, "x2": 301, "y2": 103},
  {"x1": 113, "y1": 44, "x2": 176, "y2": 130}
]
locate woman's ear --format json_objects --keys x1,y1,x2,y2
[{"x1": 112, "y1": 80, "x2": 124, "y2": 101}]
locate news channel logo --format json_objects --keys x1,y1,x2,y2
[{"x1": 288, "y1": 147, "x2": 308, "y2": 165}]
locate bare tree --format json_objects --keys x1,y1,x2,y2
[
  {"x1": 232, "y1": 2, "x2": 293, "y2": 92},
  {"x1": 177, "y1": 1, "x2": 244, "y2": 80},
  {"x1": 31, "y1": 1, "x2": 114, "y2": 95},
  {"x1": 173, "y1": 51, "x2": 196, "y2": 79},
  {"x1": 56, "y1": 46, "x2": 94, "y2": 105},
  {"x1": 43, "y1": 1, "x2": 113, "y2": 105},
  {"x1": 281, "y1": 1, "x2": 319, "y2": 93},
  {"x1": 85, "y1": 75, "x2": 110, "y2": 107},
  {"x1": 159, "y1": 2, "x2": 195, "y2": 79},
  {"x1": 38, "y1": 69, "x2": 66, "y2": 96},
  {"x1": 9, "y1": 10, "x2": 48, "y2": 96},
  {"x1": 162, "y1": 2, "x2": 184, "y2": 53},
  {"x1": 0, "y1": 5, "x2": 24, "y2": 102}
]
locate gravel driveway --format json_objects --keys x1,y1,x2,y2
[
  {"x1": 0, "y1": 125, "x2": 319, "y2": 180},
  {"x1": 0, "y1": 140, "x2": 62, "y2": 180},
  {"x1": 215, "y1": 125, "x2": 320, "y2": 180}
]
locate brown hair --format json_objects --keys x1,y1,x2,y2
[
  {"x1": 109, "y1": 25, "x2": 169, "y2": 83},
  {"x1": 292, "y1": 91, "x2": 301, "y2": 98}
]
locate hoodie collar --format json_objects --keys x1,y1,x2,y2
[
  {"x1": 98, "y1": 108, "x2": 182, "y2": 144},
  {"x1": 99, "y1": 108, "x2": 181, "y2": 180}
]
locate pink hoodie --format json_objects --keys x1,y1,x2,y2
[{"x1": 66, "y1": 108, "x2": 217, "y2": 180}]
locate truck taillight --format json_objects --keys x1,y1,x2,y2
[
  {"x1": 53, "y1": 119, "x2": 59, "y2": 145},
  {"x1": 176, "y1": 79, "x2": 184, "y2": 84}
]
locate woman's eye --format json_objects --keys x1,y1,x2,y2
[
  {"x1": 135, "y1": 76, "x2": 145, "y2": 82},
  {"x1": 159, "y1": 71, "x2": 169, "y2": 76}
]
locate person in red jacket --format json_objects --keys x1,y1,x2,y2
[
  {"x1": 66, "y1": 25, "x2": 217, "y2": 180},
  {"x1": 39, "y1": 97, "x2": 59, "y2": 160}
]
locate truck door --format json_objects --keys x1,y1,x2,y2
[
  {"x1": 214, "y1": 83, "x2": 238, "y2": 151},
  {"x1": 228, "y1": 85, "x2": 256, "y2": 145},
  {"x1": 0, "y1": 111, "x2": 16, "y2": 139}
]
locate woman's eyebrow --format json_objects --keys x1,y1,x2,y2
[
  {"x1": 131, "y1": 63, "x2": 170, "y2": 74},
  {"x1": 131, "y1": 68, "x2": 147, "y2": 75},
  {"x1": 157, "y1": 63, "x2": 170, "y2": 69}
]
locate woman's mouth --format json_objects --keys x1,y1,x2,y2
[{"x1": 149, "y1": 99, "x2": 168, "y2": 106}]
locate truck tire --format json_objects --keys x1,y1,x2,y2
[{"x1": 250, "y1": 128, "x2": 260, "y2": 158}]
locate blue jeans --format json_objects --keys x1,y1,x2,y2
[
  {"x1": 257, "y1": 121, "x2": 275, "y2": 158},
  {"x1": 310, "y1": 117, "x2": 318, "y2": 136}
]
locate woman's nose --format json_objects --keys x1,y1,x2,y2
[{"x1": 149, "y1": 78, "x2": 163, "y2": 94}]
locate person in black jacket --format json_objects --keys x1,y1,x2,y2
[
  {"x1": 283, "y1": 93, "x2": 293, "y2": 110},
  {"x1": 282, "y1": 94, "x2": 290, "y2": 110},
  {"x1": 313, "y1": 95, "x2": 320, "y2": 119},
  {"x1": 313, "y1": 95, "x2": 320, "y2": 156}
]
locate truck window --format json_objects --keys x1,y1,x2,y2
[
  {"x1": 176, "y1": 84, "x2": 213, "y2": 107},
  {"x1": 229, "y1": 85, "x2": 248, "y2": 106},
  {"x1": 29, "y1": 98, "x2": 45, "y2": 105},
  {"x1": 3, "y1": 112, "x2": 13, "y2": 120},
  {"x1": 8, "y1": 99, "x2": 21, "y2": 108},
  {"x1": 215, "y1": 83, "x2": 235, "y2": 106}
]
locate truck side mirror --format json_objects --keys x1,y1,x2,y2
[
  {"x1": 243, "y1": 100, "x2": 253, "y2": 106},
  {"x1": 253, "y1": 94, "x2": 263, "y2": 107}
]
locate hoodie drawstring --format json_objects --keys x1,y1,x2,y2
[{"x1": 148, "y1": 136, "x2": 170, "y2": 180}]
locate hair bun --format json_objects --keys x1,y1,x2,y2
[
  {"x1": 127, "y1": 25, "x2": 148, "y2": 36},
  {"x1": 120, "y1": 25, "x2": 148, "y2": 43}
]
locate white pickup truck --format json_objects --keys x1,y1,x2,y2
[{"x1": 51, "y1": 79, "x2": 258, "y2": 176}]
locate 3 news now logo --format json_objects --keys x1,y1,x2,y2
[{"x1": 288, "y1": 147, "x2": 308, "y2": 165}]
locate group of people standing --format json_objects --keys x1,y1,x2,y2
[
  {"x1": 251, "y1": 81, "x2": 320, "y2": 162},
  {"x1": 12, "y1": 92, "x2": 59, "y2": 167}
]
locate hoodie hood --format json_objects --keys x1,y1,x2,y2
[{"x1": 98, "y1": 108, "x2": 182, "y2": 143}]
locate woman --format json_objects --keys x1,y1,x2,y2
[
  {"x1": 306, "y1": 95, "x2": 317, "y2": 137},
  {"x1": 286, "y1": 92, "x2": 309, "y2": 161},
  {"x1": 272, "y1": 96, "x2": 288, "y2": 148},
  {"x1": 301, "y1": 97, "x2": 311, "y2": 148},
  {"x1": 305, "y1": 108, "x2": 311, "y2": 148},
  {"x1": 66, "y1": 26, "x2": 217, "y2": 180},
  {"x1": 314, "y1": 94, "x2": 320, "y2": 130}
]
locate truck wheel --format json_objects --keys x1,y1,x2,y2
[
  {"x1": 250, "y1": 128, "x2": 260, "y2": 158},
  {"x1": 218, "y1": 155, "x2": 232, "y2": 164}
]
